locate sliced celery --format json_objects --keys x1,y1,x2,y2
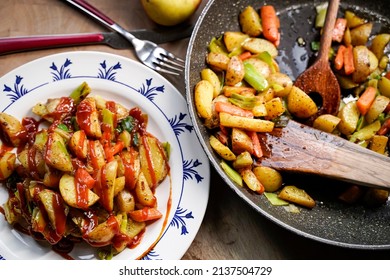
[
  {"x1": 220, "y1": 160, "x2": 243, "y2": 187},
  {"x1": 264, "y1": 192, "x2": 289, "y2": 206},
  {"x1": 243, "y1": 61, "x2": 269, "y2": 91}
]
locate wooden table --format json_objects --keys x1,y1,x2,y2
[{"x1": 1, "y1": 0, "x2": 389, "y2": 260}]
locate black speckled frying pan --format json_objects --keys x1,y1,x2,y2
[{"x1": 185, "y1": 0, "x2": 390, "y2": 249}]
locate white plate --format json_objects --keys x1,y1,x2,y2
[{"x1": 0, "y1": 51, "x2": 210, "y2": 260}]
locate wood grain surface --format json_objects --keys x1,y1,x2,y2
[{"x1": 1, "y1": 0, "x2": 390, "y2": 260}]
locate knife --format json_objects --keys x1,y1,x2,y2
[{"x1": 0, "y1": 25, "x2": 194, "y2": 55}]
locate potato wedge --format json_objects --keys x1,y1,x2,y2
[
  {"x1": 194, "y1": 80, "x2": 214, "y2": 119},
  {"x1": 231, "y1": 128, "x2": 253, "y2": 155},
  {"x1": 0, "y1": 112, "x2": 26, "y2": 147},
  {"x1": 313, "y1": 114, "x2": 341, "y2": 133},
  {"x1": 239, "y1": 6, "x2": 262, "y2": 37},
  {"x1": 253, "y1": 166, "x2": 283, "y2": 192},
  {"x1": 85, "y1": 215, "x2": 121, "y2": 246},
  {"x1": 223, "y1": 31, "x2": 250, "y2": 53},
  {"x1": 219, "y1": 112, "x2": 274, "y2": 132},
  {"x1": 370, "y1": 33, "x2": 390, "y2": 60},
  {"x1": 369, "y1": 135, "x2": 388, "y2": 155},
  {"x1": 76, "y1": 97, "x2": 102, "y2": 138},
  {"x1": 135, "y1": 171, "x2": 156, "y2": 207},
  {"x1": 242, "y1": 38, "x2": 278, "y2": 57},
  {"x1": 206, "y1": 52, "x2": 230, "y2": 71},
  {"x1": 210, "y1": 135, "x2": 236, "y2": 161},
  {"x1": 365, "y1": 95, "x2": 390, "y2": 124},
  {"x1": 68, "y1": 130, "x2": 88, "y2": 159},
  {"x1": 287, "y1": 86, "x2": 318, "y2": 119},
  {"x1": 38, "y1": 189, "x2": 66, "y2": 235},
  {"x1": 241, "y1": 168, "x2": 263, "y2": 193},
  {"x1": 95, "y1": 160, "x2": 118, "y2": 212},
  {"x1": 352, "y1": 45, "x2": 371, "y2": 83},
  {"x1": 337, "y1": 101, "x2": 360, "y2": 135},
  {"x1": 278, "y1": 185, "x2": 316, "y2": 209},
  {"x1": 139, "y1": 134, "x2": 169, "y2": 188},
  {"x1": 201, "y1": 68, "x2": 221, "y2": 98},
  {"x1": 265, "y1": 97, "x2": 285, "y2": 120},
  {"x1": 59, "y1": 173, "x2": 100, "y2": 209},
  {"x1": 45, "y1": 131, "x2": 73, "y2": 172},
  {"x1": 116, "y1": 189, "x2": 136, "y2": 213},
  {"x1": 225, "y1": 56, "x2": 245, "y2": 86},
  {"x1": 0, "y1": 152, "x2": 16, "y2": 180},
  {"x1": 267, "y1": 72, "x2": 293, "y2": 97},
  {"x1": 350, "y1": 22, "x2": 373, "y2": 46}
]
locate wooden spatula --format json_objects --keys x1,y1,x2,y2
[
  {"x1": 294, "y1": 0, "x2": 341, "y2": 122},
  {"x1": 258, "y1": 120, "x2": 390, "y2": 190}
]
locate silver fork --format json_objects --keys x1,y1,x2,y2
[{"x1": 63, "y1": 0, "x2": 185, "y2": 75}]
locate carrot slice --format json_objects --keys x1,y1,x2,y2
[
  {"x1": 343, "y1": 45, "x2": 355, "y2": 75},
  {"x1": 128, "y1": 207, "x2": 162, "y2": 222},
  {"x1": 215, "y1": 101, "x2": 254, "y2": 117},
  {"x1": 378, "y1": 118, "x2": 390, "y2": 135},
  {"x1": 332, "y1": 18, "x2": 347, "y2": 43},
  {"x1": 260, "y1": 5, "x2": 280, "y2": 44},
  {"x1": 334, "y1": 45, "x2": 346, "y2": 70},
  {"x1": 239, "y1": 51, "x2": 252, "y2": 61},
  {"x1": 356, "y1": 86, "x2": 377, "y2": 115},
  {"x1": 247, "y1": 131, "x2": 263, "y2": 158}
]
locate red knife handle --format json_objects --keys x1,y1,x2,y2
[
  {"x1": 0, "y1": 33, "x2": 105, "y2": 55},
  {"x1": 64, "y1": 0, "x2": 116, "y2": 27}
]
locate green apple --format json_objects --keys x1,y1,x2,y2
[{"x1": 141, "y1": 0, "x2": 202, "y2": 26}]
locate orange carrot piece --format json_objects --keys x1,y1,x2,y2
[
  {"x1": 343, "y1": 45, "x2": 355, "y2": 75},
  {"x1": 378, "y1": 118, "x2": 390, "y2": 135},
  {"x1": 334, "y1": 45, "x2": 346, "y2": 70},
  {"x1": 128, "y1": 207, "x2": 162, "y2": 222},
  {"x1": 215, "y1": 101, "x2": 254, "y2": 117},
  {"x1": 385, "y1": 72, "x2": 390, "y2": 80},
  {"x1": 247, "y1": 131, "x2": 263, "y2": 158},
  {"x1": 104, "y1": 141, "x2": 124, "y2": 162},
  {"x1": 239, "y1": 51, "x2": 252, "y2": 61},
  {"x1": 261, "y1": 5, "x2": 280, "y2": 44},
  {"x1": 356, "y1": 86, "x2": 377, "y2": 115},
  {"x1": 332, "y1": 18, "x2": 347, "y2": 43}
]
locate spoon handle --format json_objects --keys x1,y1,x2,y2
[{"x1": 318, "y1": 0, "x2": 340, "y2": 62}]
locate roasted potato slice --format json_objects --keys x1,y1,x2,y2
[
  {"x1": 278, "y1": 185, "x2": 316, "y2": 209},
  {"x1": 239, "y1": 6, "x2": 262, "y2": 37},
  {"x1": 287, "y1": 86, "x2": 318, "y2": 119},
  {"x1": 38, "y1": 189, "x2": 67, "y2": 235},
  {"x1": 0, "y1": 152, "x2": 16, "y2": 180},
  {"x1": 59, "y1": 173, "x2": 100, "y2": 209},
  {"x1": 76, "y1": 97, "x2": 102, "y2": 138},
  {"x1": 0, "y1": 112, "x2": 26, "y2": 147},
  {"x1": 135, "y1": 171, "x2": 156, "y2": 207},
  {"x1": 139, "y1": 134, "x2": 169, "y2": 188},
  {"x1": 45, "y1": 131, "x2": 73, "y2": 172}
]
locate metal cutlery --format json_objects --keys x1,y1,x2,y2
[
  {"x1": 63, "y1": 0, "x2": 185, "y2": 75},
  {"x1": 0, "y1": 25, "x2": 193, "y2": 55}
]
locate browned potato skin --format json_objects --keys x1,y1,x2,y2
[
  {"x1": 0, "y1": 112, "x2": 27, "y2": 147},
  {"x1": 231, "y1": 128, "x2": 253, "y2": 155},
  {"x1": 239, "y1": 6, "x2": 262, "y2": 37},
  {"x1": 225, "y1": 56, "x2": 245, "y2": 86}
]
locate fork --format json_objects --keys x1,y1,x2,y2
[{"x1": 63, "y1": 0, "x2": 185, "y2": 75}]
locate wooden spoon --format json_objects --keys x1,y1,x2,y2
[
  {"x1": 258, "y1": 120, "x2": 390, "y2": 190},
  {"x1": 293, "y1": 0, "x2": 341, "y2": 122}
]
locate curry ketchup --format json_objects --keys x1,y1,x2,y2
[{"x1": 76, "y1": 99, "x2": 94, "y2": 135}]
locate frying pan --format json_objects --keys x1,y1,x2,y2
[{"x1": 185, "y1": 0, "x2": 390, "y2": 249}]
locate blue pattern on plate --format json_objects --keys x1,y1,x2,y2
[
  {"x1": 138, "y1": 78, "x2": 165, "y2": 101},
  {"x1": 183, "y1": 159, "x2": 204, "y2": 183},
  {"x1": 50, "y1": 58, "x2": 72, "y2": 81},
  {"x1": 97, "y1": 60, "x2": 121, "y2": 80},
  {"x1": 170, "y1": 207, "x2": 194, "y2": 235},
  {"x1": 0, "y1": 254, "x2": 5, "y2": 260},
  {"x1": 3, "y1": 75, "x2": 30, "y2": 102},
  {"x1": 169, "y1": 112, "x2": 194, "y2": 136},
  {"x1": 141, "y1": 249, "x2": 162, "y2": 260}
]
